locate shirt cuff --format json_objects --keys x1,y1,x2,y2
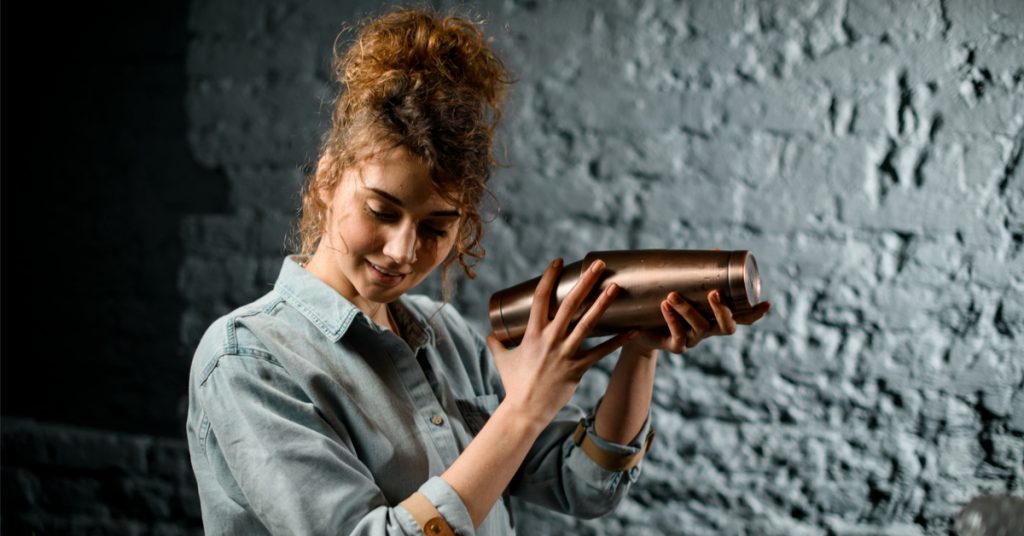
[
  {"x1": 564, "y1": 398, "x2": 652, "y2": 493},
  {"x1": 398, "y1": 476, "x2": 475, "y2": 536}
]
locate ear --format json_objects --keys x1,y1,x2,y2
[
  {"x1": 315, "y1": 151, "x2": 336, "y2": 205},
  {"x1": 317, "y1": 183, "x2": 332, "y2": 207}
]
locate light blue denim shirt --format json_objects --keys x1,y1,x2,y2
[{"x1": 186, "y1": 254, "x2": 651, "y2": 535}]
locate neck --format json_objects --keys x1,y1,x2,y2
[
  {"x1": 385, "y1": 303, "x2": 401, "y2": 337},
  {"x1": 301, "y1": 253, "x2": 398, "y2": 335}
]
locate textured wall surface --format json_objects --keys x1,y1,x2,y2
[
  {"x1": 181, "y1": 0, "x2": 1023, "y2": 534},
  {"x1": 4, "y1": 1, "x2": 1020, "y2": 535},
  {"x1": 2, "y1": 418, "x2": 202, "y2": 535}
]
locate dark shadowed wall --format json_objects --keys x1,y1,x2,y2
[
  {"x1": 3, "y1": 1, "x2": 1022, "y2": 535},
  {"x1": 2, "y1": 2, "x2": 221, "y2": 534}
]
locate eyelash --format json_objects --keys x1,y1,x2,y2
[{"x1": 365, "y1": 207, "x2": 448, "y2": 238}]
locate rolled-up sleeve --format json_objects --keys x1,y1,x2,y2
[
  {"x1": 406, "y1": 476, "x2": 475, "y2": 534},
  {"x1": 193, "y1": 352, "x2": 473, "y2": 535},
  {"x1": 509, "y1": 399, "x2": 651, "y2": 518},
  {"x1": 564, "y1": 397, "x2": 651, "y2": 493}
]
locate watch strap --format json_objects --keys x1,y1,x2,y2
[
  {"x1": 573, "y1": 417, "x2": 655, "y2": 473},
  {"x1": 398, "y1": 491, "x2": 456, "y2": 536}
]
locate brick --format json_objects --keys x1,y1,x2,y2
[{"x1": 847, "y1": 0, "x2": 946, "y2": 42}]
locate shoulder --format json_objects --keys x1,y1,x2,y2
[{"x1": 188, "y1": 290, "x2": 296, "y2": 387}]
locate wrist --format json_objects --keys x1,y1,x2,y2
[
  {"x1": 621, "y1": 340, "x2": 659, "y2": 360},
  {"x1": 493, "y1": 398, "x2": 550, "y2": 437}
]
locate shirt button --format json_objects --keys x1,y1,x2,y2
[{"x1": 431, "y1": 415, "x2": 444, "y2": 426}]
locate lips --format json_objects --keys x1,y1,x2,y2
[{"x1": 366, "y1": 260, "x2": 407, "y2": 285}]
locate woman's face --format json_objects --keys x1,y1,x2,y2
[{"x1": 309, "y1": 146, "x2": 461, "y2": 316}]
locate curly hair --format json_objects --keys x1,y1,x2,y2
[{"x1": 291, "y1": 6, "x2": 514, "y2": 302}]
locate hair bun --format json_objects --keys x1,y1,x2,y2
[{"x1": 336, "y1": 8, "x2": 509, "y2": 118}]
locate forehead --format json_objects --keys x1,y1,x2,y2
[{"x1": 349, "y1": 147, "x2": 458, "y2": 212}]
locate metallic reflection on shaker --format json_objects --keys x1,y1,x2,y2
[{"x1": 488, "y1": 250, "x2": 763, "y2": 345}]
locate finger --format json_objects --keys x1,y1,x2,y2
[
  {"x1": 551, "y1": 258, "x2": 606, "y2": 333},
  {"x1": 661, "y1": 300, "x2": 689, "y2": 353},
  {"x1": 526, "y1": 257, "x2": 563, "y2": 334},
  {"x1": 563, "y1": 281, "x2": 619, "y2": 351},
  {"x1": 576, "y1": 330, "x2": 639, "y2": 367},
  {"x1": 485, "y1": 332, "x2": 508, "y2": 355},
  {"x1": 667, "y1": 292, "x2": 711, "y2": 337},
  {"x1": 734, "y1": 301, "x2": 772, "y2": 325},
  {"x1": 708, "y1": 290, "x2": 737, "y2": 335}
]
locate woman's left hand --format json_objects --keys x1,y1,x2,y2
[{"x1": 624, "y1": 290, "x2": 772, "y2": 355}]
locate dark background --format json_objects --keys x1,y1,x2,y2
[
  {"x1": 3, "y1": 4, "x2": 222, "y2": 533},
  {"x1": 4, "y1": 3, "x2": 228, "y2": 437}
]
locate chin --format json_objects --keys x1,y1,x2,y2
[
  {"x1": 356, "y1": 284, "x2": 399, "y2": 304},
  {"x1": 360, "y1": 277, "x2": 411, "y2": 302}
]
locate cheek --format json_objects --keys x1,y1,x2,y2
[
  {"x1": 437, "y1": 224, "x2": 460, "y2": 255},
  {"x1": 331, "y1": 210, "x2": 380, "y2": 254},
  {"x1": 433, "y1": 237, "x2": 459, "y2": 265}
]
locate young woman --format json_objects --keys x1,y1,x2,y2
[{"x1": 186, "y1": 7, "x2": 769, "y2": 535}]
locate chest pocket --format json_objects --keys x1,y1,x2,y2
[{"x1": 454, "y1": 393, "x2": 500, "y2": 435}]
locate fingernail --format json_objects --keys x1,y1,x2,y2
[
  {"x1": 710, "y1": 291, "x2": 720, "y2": 303},
  {"x1": 590, "y1": 259, "x2": 605, "y2": 273},
  {"x1": 604, "y1": 283, "x2": 618, "y2": 296},
  {"x1": 669, "y1": 292, "x2": 682, "y2": 305},
  {"x1": 551, "y1": 257, "x2": 563, "y2": 269}
]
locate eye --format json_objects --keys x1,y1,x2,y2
[
  {"x1": 367, "y1": 205, "x2": 448, "y2": 238},
  {"x1": 421, "y1": 224, "x2": 448, "y2": 238},
  {"x1": 365, "y1": 206, "x2": 397, "y2": 221}
]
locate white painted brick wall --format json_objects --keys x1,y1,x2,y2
[{"x1": 184, "y1": 1, "x2": 1023, "y2": 533}]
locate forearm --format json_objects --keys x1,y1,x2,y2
[
  {"x1": 440, "y1": 400, "x2": 547, "y2": 528},
  {"x1": 594, "y1": 343, "x2": 658, "y2": 444}
]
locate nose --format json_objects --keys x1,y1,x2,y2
[{"x1": 382, "y1": 221, "x2": 418, "y2": 266}]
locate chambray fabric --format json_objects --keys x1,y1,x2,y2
[{"x1": 186, "y1": 254, "x2": 650, "y2": 535}]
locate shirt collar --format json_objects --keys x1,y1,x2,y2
[{"x1": 273, "y1": 254, "x2": 435, "y2": 349}]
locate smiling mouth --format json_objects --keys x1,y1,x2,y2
[{"x1": 366, "y1": 260, "x2": 407, "y2": 283}]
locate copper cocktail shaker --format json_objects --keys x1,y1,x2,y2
[{"x1": 488, "y1": 250, "x2": 762, "y2": 345}]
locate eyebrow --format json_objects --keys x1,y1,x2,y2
[{"x1": 366, "y1": 187, "x2": 461, "y2": 218}]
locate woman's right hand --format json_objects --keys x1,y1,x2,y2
[{"x1": 485, "y1": 256, "x2": 639, "y2": 425}]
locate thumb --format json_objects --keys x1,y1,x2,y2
[
  {"x1": 579, "y1": 330, "x2": 639, "y2": 367},
  {"x1": 485, "y1": 332, "x2": 508, "y2": 354}
]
